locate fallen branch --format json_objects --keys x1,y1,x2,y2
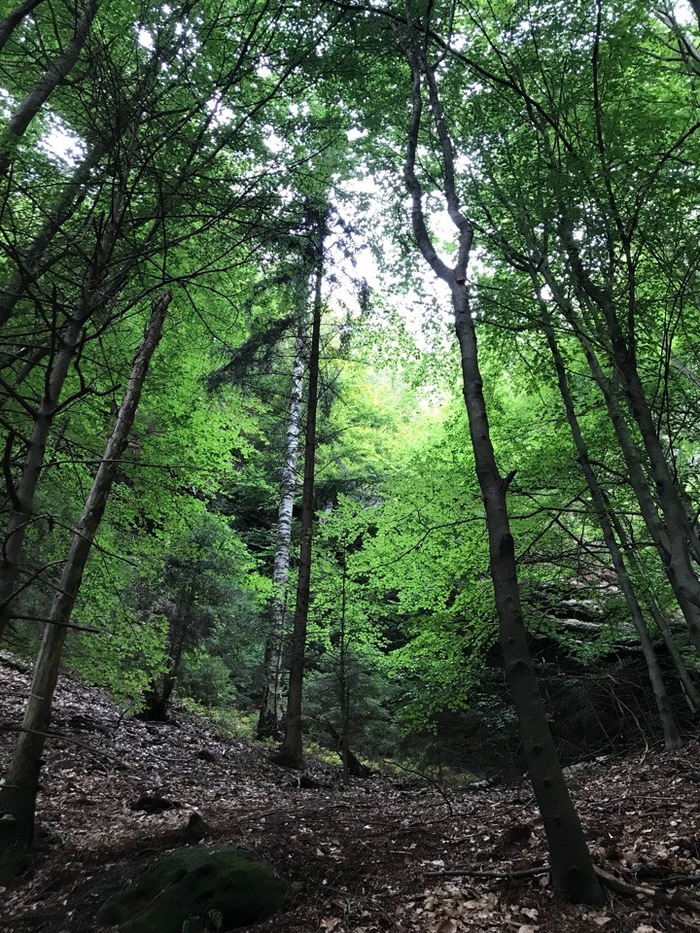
[
  {"x1": 0, "y1": 723, "x2": 136, "y2": 770},
  {"x1": 426, "y1": 862, "x2": 700, "y2": 910},
  {"x1": 595, "y1": 866, "x2": 700, "y2": 912},
  {"x1": 426, "y1": 865, "x2": 548, "y2": 880}
]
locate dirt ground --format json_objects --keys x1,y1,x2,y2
[{"x1": 2, "y1": 657, "x2": 700, "y2": 932}]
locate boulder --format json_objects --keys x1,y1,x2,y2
[{"x1": 98, "y1": 846, "x2": 286, "y2": 932}]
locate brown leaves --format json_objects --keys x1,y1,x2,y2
[{"x1": 3, "y1": 659, "x2": 700, "y2": 933}]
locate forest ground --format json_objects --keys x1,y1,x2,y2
[{"x1": 1, "y1": 657, "x2": 700, "y2": 933}]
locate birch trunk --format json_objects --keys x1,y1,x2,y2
[
  {"x1": 0, "y1": 290, "x2": 170, "y2": 882},
  {"x1": 273, "y1": 229, "x2": 324, "y2": 770},
  {"x1": 257, "y1": 323, "x2": 306, "y2": 739}
]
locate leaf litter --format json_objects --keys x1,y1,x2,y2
[{"x1": 1, "y1": 658, "x2": 700, "y2": 932}]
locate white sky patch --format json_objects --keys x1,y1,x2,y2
[
  {"x1": 263, "y1": 129, "x2": 285, "y2": 154},
  {"x1": 137, "y1": 27, "x2": 154, "y2": 50},
  {"x1": 672, "y1": 1, "x2": 697, "y2": 25},
  {"x1": 38, "y1": 121, "x2": 86, "y2": 166},
  {"x1": 206, "y1": 95, "x2": 235, "y2": 129}
]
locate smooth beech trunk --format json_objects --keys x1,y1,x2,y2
[
  {"x1": 544, "y1": 320, "x2": 681, "y2": 749},
  {"x1": 0, "y1": 290, "x2": 170, "y2": 882},
  {"x1": 0, "y1": 0, "x2": 97, "y2": 177},
  {"x1": 273, "y1": 231, "x2": 324, "y2": 770},
  {"x1": 401, "y1": 36, "x2": 603, "y2": 904},
  {"x1": 257, "y1": 323, "x2": 306, "y2": 740},
  {"x1": 580, "y1": 340, "x2": 700, "y2": 654}
]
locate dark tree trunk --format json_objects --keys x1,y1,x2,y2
[
  {"x1": 0, "y1": 291, "x2": 170, "y2": 882},
  {"x1": 0, "y1": 139, "x2": 135, "y2": 642},
  {"x1": 273, "y1": 220, "x2": 325, "y2": 770},
  {"x1": 326, "y1": 722, "x2": 371, "y2": 779},
  {"x1": 0, "y1": 142, "x2": 106, "y2": 330},
  {"x1": 0, "y1": 0, "x2": 45, "y2": 54},
  {"x1": 0, "y1": 0, "x2": 98, "y2": 177},
  {"x1": 579, "y1": 337, "x2": 700, "y2": 654},
  {"x1": 400, "y1": 33, "x2": 603, "y2": 904},
  {"x1": 543, "y1": 319, "x2": 681, "y2": 749}
]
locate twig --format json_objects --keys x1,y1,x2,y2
[
  {"x1": 426, "y1": 865, "x2": 549, "y2": 880},
  {"x1": 0, "y1": 723, "x2": 136, "y2": 770},
  {"x1": 595, "y1": 866, "x2": 700, "y2": 912},
  {"x1": 382, "y1": 759, "x2": 453, "y2": 815}
]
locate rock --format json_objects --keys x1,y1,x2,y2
[{"x1": 97, "y1": 846, "x2": 287, "y2": 933}]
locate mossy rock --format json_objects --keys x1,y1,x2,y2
[{"x1": 98, "y1": 846, "x2": 287, "y2": 932}]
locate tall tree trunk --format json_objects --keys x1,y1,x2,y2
[
  {"x1": 579, "y1": 337, "x2": 700, "y2": 654},
  {"x1": 257, "y1": 323, "x2": 306, "y2": 740},
  {"x1": 605, "y1": 509, "x2": 700, "y2": 714},
  {"x1": 0, "y1": 141, "x2": 106, "y2": 330},
  {"x1": 0, "y1": 136, "x2": 134, "y2": 641},
  {"x1": 0, "y1": 290, "x2": 170, "y2": 882},
  {"x1": 0, "y1": 312, "x2": 87, "y2": 640},
  {"x1": 552, "y1": 209, "x2": 700, "y2": 570},
  {"x1": 400, "y1": 34, "x2": 603, "y2": 904},
  {"x1": 543, "y1": 319, "x2": 681, "y2": 749},
  {"x1": 538, "y1": 257, "x2": 700, "y2": 654},
  {"x1": 273, "y1": 223, "x2": 325, "y2": 770},
  {"x1": 0, "y1": 0, "x2": 98, "y2": 177},
  {"x1": 0, "y1": 0, "x2": 45, "y2": 54}
]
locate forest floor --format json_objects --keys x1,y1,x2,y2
[{"x1": 2, "y1": 657, "x2": 700, "y2": 933}]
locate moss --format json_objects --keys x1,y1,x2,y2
[{"x1": 98, "y1": 847, "x2": 286, "y2": 932}]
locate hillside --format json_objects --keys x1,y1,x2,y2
[{"x1": 1, "y1": 658, "x2": 700, "y2": 933}]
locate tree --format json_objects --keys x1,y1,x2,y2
[
  {"x1": 0, "y1": 289, "x2": 170, "y2": 882},
  {"x1": 391, "y1": 7, "x2": 604, "y2": 904},
  {"x1": 273, "y1": 207, "x2": 327, "y2": 769}
]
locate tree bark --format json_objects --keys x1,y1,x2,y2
[
  {"x1": 536, "y1": 258, "x2": 700, "y2": 655},
  {"x1": 257, "y1": 322, "x2": 306, "y2": 740},
  {"x1": 0, "y1": 0, "x2": 45, "y2": 54},
  {"x1": 0, "y1": 0, "x2": 98, "y2": 177},
  {"x1": 543, "y1": 319, "x2": 681, "y2": 749},
  {"x1": 0, "y1": 290, "x2": 170, "y2": 882},
  {"x1": 400, "y1": 31, "x2": 603, "y2": 904},
  {"x1": 0, "y1": 312, "x2": 87, "y2": 640},
  {"x1": 273, "y1": 221, "x2": 325, "y2": 770},
  {"x1": 0, "y1": 141, "x2": 105, "y2": 329},
  {"x1": 579, "y1": 338, "x2": 700, "y2": 654},
  {"x1": 0, "y1": 132, "x2": 135, "y2": 641}
]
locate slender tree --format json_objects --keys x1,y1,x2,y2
[
  {"x1": 0, "y1": 289, "x2": 170, "y2": 881},
  {"x1": 257, "y1": 321, "x2": 306, "y2": 739},
  {"x1": 0, "y1": 0, "x2": 97, "y2": 177},
  {"x1": 273, "y1": 211, "x2": 326, "y2": 769},
  {"x1": 396, "y1": 13, "x2": 604, "y2": 904},
  {"x1": 542, "y1": 315, "x2": 681, "y2": 749}
]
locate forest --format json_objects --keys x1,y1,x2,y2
[{"x1": 2, "y1": 0, "x2": 700, "y2": 929}]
